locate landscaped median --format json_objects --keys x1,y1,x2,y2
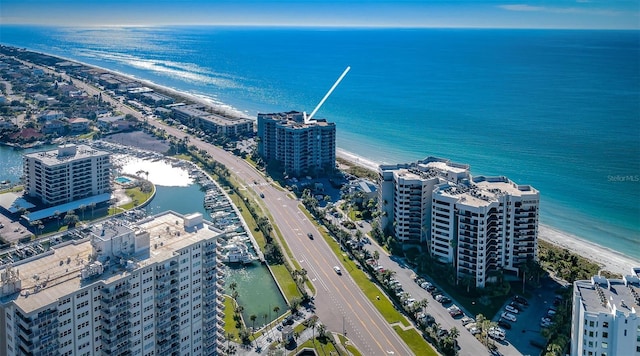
[{"x1": 299, "y1": 206, "x2": 438, "y2": 356}]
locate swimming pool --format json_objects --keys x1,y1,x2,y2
[{"x1": 115, "y1": 176, "x2": 134, "y2": 184}]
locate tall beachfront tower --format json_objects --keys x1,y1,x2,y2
[
  {"x1": 378, "y1": 157, "x2": 539, "y2": 288},
  {"x1": 570, "y1": 274, "x2": 640, "y2": 356},
  {"x1": 0, "y1": 211, "x2": 226, "y2": 356},
  {"x1": 257, "y1": 111, "x2": 336, "y2": 177},
  {"x1": 23, "y1": 144, "x2": 112, "y2": 206}
]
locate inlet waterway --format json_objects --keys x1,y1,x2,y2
[{"x1": 0, "y1": 144, "x2": 287, "y2": 325}]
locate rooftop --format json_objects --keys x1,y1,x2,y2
[
  {"x1": 24, "y1": 144, "x2": 110, "y2": 166},
  {"x1": 0, "y1": 211, "x2": 224, "y2": 313},
  {"x1": 575, "y1": 275, "x2": 640, "y2": 316}
]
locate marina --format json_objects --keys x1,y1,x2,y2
[{"x1": 0, "y1": 143, "x2": 284, "y2": 324}]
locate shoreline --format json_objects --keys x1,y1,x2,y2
[
  {"x1": 7, "y1": 45, "x2": 637, "y2": 277},
  {"x1": 336, "y1": 148, "x2": 638, "y2": 277}
]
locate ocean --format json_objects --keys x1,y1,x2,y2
[{"x1": 1, "y1": 26, "x2": 638, "y2": 259}]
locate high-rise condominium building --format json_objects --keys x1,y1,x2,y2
[
  {"x1": 23, "y1": 144, "x2": 111, "y2": 206},
  {"x1": 0, "y1": 211, "x2": 225, "y2": 356},
  {"x1": 570, "y1": 273, "x2": 640, "y2": 356},
  {"x1": 378, "y1": 157, "x2": 539, "y2": 287},
  {"x1": 257, "y1": 111, "x2": 336, "y2": 177}
]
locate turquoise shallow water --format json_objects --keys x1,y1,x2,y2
[{"x1": 0, "y1": 26, "x2": 638, "y2": 258}]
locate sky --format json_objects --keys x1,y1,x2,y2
[{"x1": 1, "y1": 0, "x2": 639, "y2": 29}]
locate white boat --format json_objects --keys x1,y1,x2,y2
[{"x1": 220, "y1": 238, "x2": 257, "y2": 264}]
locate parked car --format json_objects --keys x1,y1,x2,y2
[
  {"x1": 488, "y1": 328, "x2": 505, "y2": 341},
  {"x1": 501, "y1": 312, "x2": 517, "y2": 322},
  {"x1": 439, "y1": 296, "x2": 451, "y2": 304},
  {"x1": 497, "y1": 319, "x2": 512, "y2": 330},
  {"x1": 435, "y1": 294, "x2": 444, "y2": 302},
  {"x1": 425, "y1": 284, "x2": 436, "y2": 292},
  {"x1": 461, "y1": 316, "x2": 475, "y2": 326},
  {"x1": 513, "y1": 295, "x2": 528, "y2": 305},
  {"x1": 541, "y1": 317, "x2": 552, "y2": 324},
  {"x1": 505, "y1": 305, "x2": 519, "y2": 314},
  {"x1": 540, "y1": 320, "x2": 553, "y2": 328},
  {"x1": 509, "y1": 301, "x2": 524, "y2": 311}
]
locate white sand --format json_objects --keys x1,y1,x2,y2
[{"x1": 336, "y1": 149, "x2": 638, "y2": 277}]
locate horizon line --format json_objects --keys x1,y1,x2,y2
[{"x1": 1, "y1": 23, "x2": 639, "y2": 31}]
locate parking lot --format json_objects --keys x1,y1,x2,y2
[{"x1": 492, "y1": 278, "x2": 566, "y2": 355}]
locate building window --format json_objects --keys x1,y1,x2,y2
[
  {"x1": 601, "y1": 342, "x2": 607, "y2": 349},
  {"x1": 589, "y1": 321, "x2": 594, "y2": 327},
  {"x1": 602, "y1": 321, "x2": 608, "y2": 328},
  {"x1": 602, "y1": 332, "x2": 608, "y2": 338}
]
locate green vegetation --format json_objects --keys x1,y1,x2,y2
[
  {"x1": 0, "y1": 185, "x2": 24, "y2": 194},
  {"x1": 336, "y1": 157, "x2": 378, "y2": 181},
  {"x1": 393, "y1": 325, "x2": 439, "y2": 356},
  {"x1": 293, "y1": 338, "x2": 339, "y2": 356},
  {"x1": 223, "y1": 295, "x2": 242, "y2": 343},
  {"x1": 538, "y1": 240, "x2": 620, "y2": 282},
  {"x1": 120, "y1": 184, "x2": 154, "y2": 210},
  {"x1": 336, "y1": 334, "x2": 362, "y2": 356}
]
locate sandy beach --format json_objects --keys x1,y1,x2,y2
[{"x1": 336, "y1": 148, "x2": 638, "y2": 277}]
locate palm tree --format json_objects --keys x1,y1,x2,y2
[
  {"x1": 250, "y1": 314, "x2": 257, "y2": 333},
  {"x1": 373, "y1": 250, "x2": 380, "y2": 264},
  {"x1": 449, "y1": 326, "x2": 459, "y2": 340},
  {"x1": 262, "y1": 313, "x2": 268, "y2": 335},
  {"x1": 309, "y1": 317, "x2": 317, "y2": 344},
  {"x1": 226, "y1": 332, "x2": 234, "y2": 353},
  {"x1": 53, "y1": 210, "x2": 61, "y2": 227},
  {"x1": 89, "y1": 202, "x2": 96, "y2": 219},
  {"x1": 79, "y1": 204, "x2": 86, "y2": 221},
  {"x1": 317, "y1": 323, "x2": 326, "y2": 341}
]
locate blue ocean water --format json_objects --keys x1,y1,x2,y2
[{"x1": 1, "y1": 26, "x2": 638, "y2": 259}]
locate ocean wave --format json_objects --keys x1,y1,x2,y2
[{"x1": 75, "y1": 48, "x2": 245, "y2": 90}]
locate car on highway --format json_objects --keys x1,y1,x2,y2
[
  {"x1": 307, "y1": 233, "x2": 314, "y2": 239},
  {"x1": 505, "y1": 305, "x2": 519, "y2": 314},
  {"x1": 501, "y1": 312, "x2": 517, "y2": 322},
  {"x1": 260, "y1": 193, "x2": 265, "y2": 198},
  {"x1": 333, "y1": 266, "x2": 342, "y2": 275}
]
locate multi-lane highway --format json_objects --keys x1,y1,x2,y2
[{"x1": 65, "y1": 77, "x2": 416, "y2": 354}]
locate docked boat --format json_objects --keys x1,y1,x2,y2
[{"x1": 220, "y1": 237, "x2": 258, "y2": 264}]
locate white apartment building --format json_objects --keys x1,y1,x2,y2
[
  {"x1": 23, "y1": 144, "x2": 111, "y2": 206},
  {"x1": 257, "y1": 111, "x2": 336, "y2": 177},
  {"x1": 0, "y1": 211, "x2": 225, "y2": 356},
  {"x1": 378, "y1": 157, "x2": 539, "y2": 287},
  {"x1": 571, "y1": 273, "x2": 640, "y2": 356}
]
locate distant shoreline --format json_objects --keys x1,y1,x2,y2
[{"x1": 5, "y1": 44, "x2": 637, "y2": 276}]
